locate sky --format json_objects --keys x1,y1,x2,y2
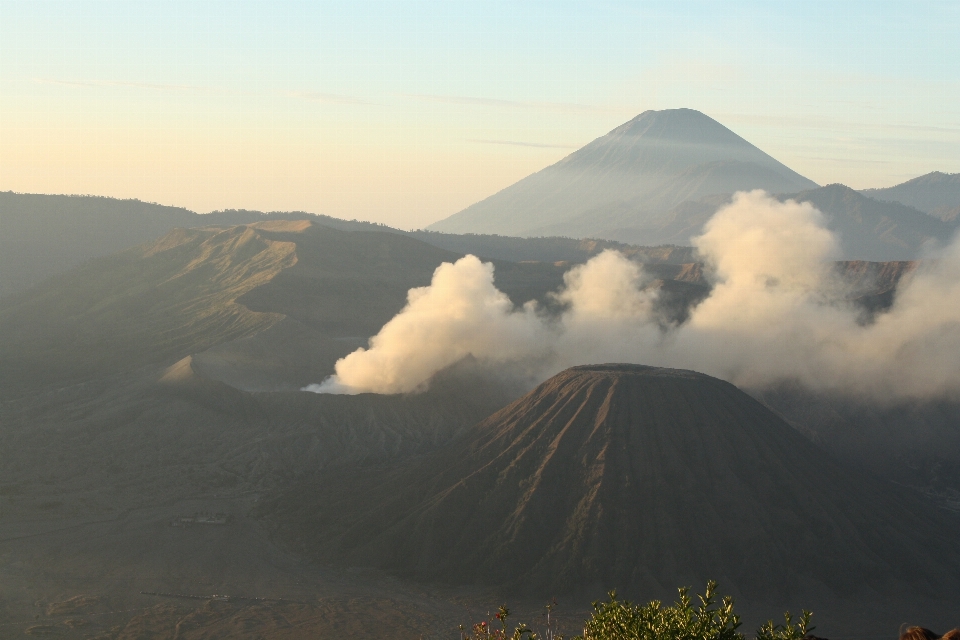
[{"x1": 1, "y1": 0, "x2": 958, "y2": 229}]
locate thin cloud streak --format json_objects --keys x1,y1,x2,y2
[
  {"x1": 287, "y1": 91, "x2": 378, "y2": 106},
  {"x1": 33, "y1": 78, "x2": 207, "y2": 92},
  {"x1": 402, "y1": 92, "x2": 629, "y2": 114},
  {"x1": 34, "y1": 79, "x2": 379, "y2": 106},
  {"x1": 469, "y1": 139, "x2": 580, "y2": 149},
  {"x1": 797, "y1": 156, "x2": 896, "y2": 165},
  {"x1": 718, "y1": 111, "x2": 960, "y2": 137}
]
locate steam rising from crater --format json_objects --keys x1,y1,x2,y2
[
  {"x1": 305, "y1": 190, "x2": 960, "y2": 399},
  {"x1": 308, "y1": 256, "x2": 548, "y2": 394}
]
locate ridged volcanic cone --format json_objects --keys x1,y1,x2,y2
[{"x1": 278, "y1": 364, "x2": 960, "y2": 601}]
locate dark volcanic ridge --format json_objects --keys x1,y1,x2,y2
[{"x1": 271, "y1": 364, "x2": 960, "y2": 608}]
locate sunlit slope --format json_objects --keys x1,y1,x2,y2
[
  {"x1": 194, "y1": 223, "x2": 480, "y2": 390},
  {"x1": 205, "y1": 222, "x2": 575, "y2": 389},
  {"x1": 0, "y1": 220, "x2": 576, "y2": 392},
  {"x1": 428, "y1": 108, "x2": 817, "y2": 237},
  {"x1": 0, "y1": 220, "x2": 454, "y2": 390},
  {"x1": 235, "y1": 222, "x2": 467, "y2": 337},
  {"x1": 0, "y1": 224, "x2": 296, "y2": 388},
  {"x1": 275, "y1": 365, "x2": 960, "y2": 603}
]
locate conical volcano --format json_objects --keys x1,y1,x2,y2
[
  {"x1": 276, "y1": 365, "x2": 960, "y2": 604},
  {"x1": 428, "y1": 109, "x2": 817, "y2": 238}
]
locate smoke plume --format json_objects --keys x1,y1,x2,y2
[
  {"x1": 304, "y1": 256, "x2": 548, "y2": 394},
  {"x1": 305, "y1": 190, "x2": 960, "y2": 399}
]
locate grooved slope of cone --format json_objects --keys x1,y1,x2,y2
[{"x1": 276, "y1": 365, "x2": 960, "y2": 602}]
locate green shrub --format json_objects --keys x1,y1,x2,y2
[
  {"x1": 579, "y1": 581, "x2": 742, "y2": 640},
  {"x1": 755, "y1": 610, "x2": 814, "y2": 640},
  {"x1": 462, "y1": 605, "x2": 535, "y2": 640},
  {"x1": 461, "y1": 582, "x2": 813, "y2": 640}
]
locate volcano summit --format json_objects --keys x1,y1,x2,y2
[{"x1": 428, "y1": 109, "x2": 818, "y2": 238}]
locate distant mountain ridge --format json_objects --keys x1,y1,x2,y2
[
  {"x1": 784, "y1": 184, "x2": 956, "y2": 260},
  {"x1": 428, "y1": 108, "x2": 818, "y2": 236},
  {"x1": 5, "y1": 158, "x2": 957, "y2": 300},
  {"x1": 862, "y1": 171, "x2": 960, "y2": 222},
  {"x1": 506, "y1": 184, "x2": 955, "y2": 261},
  {"x1": 0, "y1": 191, "x2": 694, "y2": 299},
  {"x1": 0, "y1": 191, "x2": 395, "y2": 297}
]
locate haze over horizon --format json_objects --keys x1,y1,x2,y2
[{"x1": 2, "y1": 0, "x2": 959, "y2": 228}]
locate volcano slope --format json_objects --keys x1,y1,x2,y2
[
  {"x1": 273, "y1": 365, "x2": 960, "y2": 618},
  {"x1": 428, "y1": 108, "x2": 817, "y2": 238}
]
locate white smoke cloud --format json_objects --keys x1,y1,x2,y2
[
  {"x1": 303, "y1": 255, "x2": 548, "y2": 394},
  {"x1": 551, "y1": 249, "x2": 663, "y2": 367},
  {"x1": 305, "y1": 190, "x2": 960, "y2": 400}
]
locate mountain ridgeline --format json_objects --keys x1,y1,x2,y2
[
  {"x1": 862, "y1": 171, "x2": 960, "y2": 222},
  {"x1": 0, "y1": 191, "x2": 396, "y2": 298},
  {"x1": 4, "y1": 121, "x2": 958, "y2": 301}
]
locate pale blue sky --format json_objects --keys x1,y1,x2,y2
[{"x1": 1, "y1": 0, "x2": 958, "y2": 227}]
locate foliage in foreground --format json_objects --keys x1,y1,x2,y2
[{"x1": 462, "y1": 582, "x2": 813, "y2": 640}]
